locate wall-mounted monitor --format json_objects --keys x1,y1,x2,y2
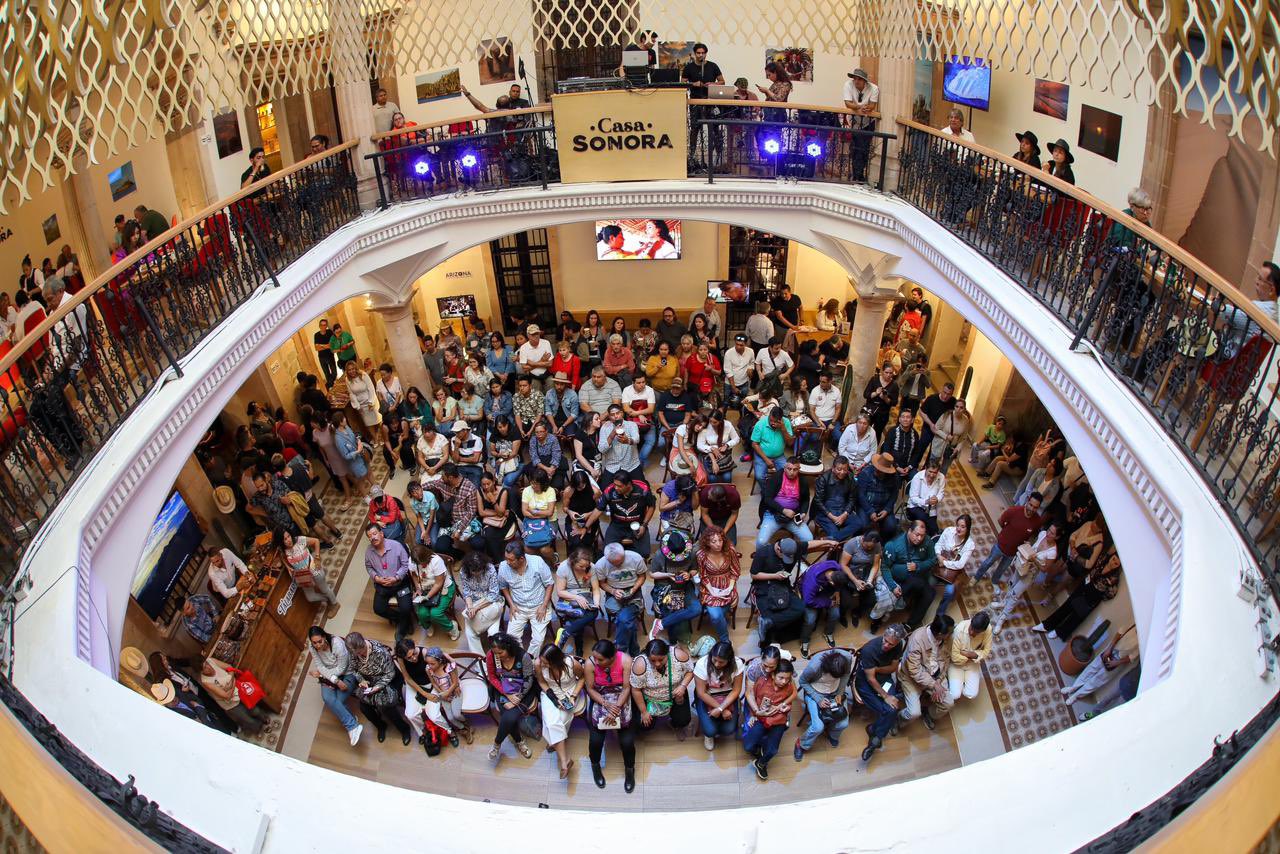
[
  {"x1": 437, "y1": 294, "x2": 478, "y2": 319},
  {"x1": 707, "y1": 280, "x2": 750, "y2": 304},
  {"x1": 131, "y1": 490, "x2": 205, "y2": 621},
  {"x1": 943, "y1": 57, "x2": 992, "y2": 111},
  {"x1": 595, "y1": 219, "x2": 682, "y2": 260}
]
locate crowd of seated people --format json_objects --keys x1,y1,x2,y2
[{"x1": 156, "y1": 294, "x2": 1129, "y2": 787}]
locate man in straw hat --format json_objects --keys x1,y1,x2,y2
[
  {"x1": 544, "y1": 370, "x2": 579, "y2": 437},
  {"x1": 844, "y1": 67, "x2": 880, "y2": 181},
  {"x1": 854, "y1": 452, "x2": 902, "y2": 541}
]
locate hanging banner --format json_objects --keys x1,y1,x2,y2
[{"x1": 552, "y1": 89, "x2": 689, "y2": 184}]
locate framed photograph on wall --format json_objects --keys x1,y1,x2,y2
[
  {"x1": 765, "y1": 47, "x2": 814, "y2": 82},
  {"x1": 41, "y1": 214, "x2": 60, "y2": 245},
  {"x1": 1033, "y1": 78, "x2": 1069, "y2": 120},
  {"x1": 1078, "y1": 104, "x2": 1123, "y2": 161},
  {"x1": 108, "y1": 161, "x2": 137, "y2": 201},
  {"x1": 657, "y1": 41, "x2": 695, "y2": 69},
  {"x1": 415, "y1": 68, "x2": 462, "y2": 104},
  {"x1": 478, "y1": 37, "x2": 515, "y2": 84},
  {"x1": 212, "y1": 110, "x2": 243, "y2": 159}
]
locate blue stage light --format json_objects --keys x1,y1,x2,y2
[
  {"x1": 459, "y1": 152, "x2": 478, "y2": 169},
  {"x1": 412, "y1": 158, "x2": 431, "y2": 176},
  {"x1": 762, "y1": 138, "x2": 781, "y2": 155},
  {"x1": 806, "y1": 141, "x2": 823, "y2": 158}
]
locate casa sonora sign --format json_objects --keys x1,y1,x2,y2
[
  {"x1": 571, "y1": 118, "x2": 675, "y2": 152},
  {"x1": 553, "y1": 89, "x2": 688, "y2": 183}
]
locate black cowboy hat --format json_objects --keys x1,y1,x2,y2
[
  {"x1": 1015, "y1": 130, "x2": 1040, "y2": 155},
  {"x1": 1047, "y1": 138, "x2": 1075, "y2": 164}
]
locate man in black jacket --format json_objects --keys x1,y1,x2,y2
[
  {"x1": 813, "y1": 455, "x2": 860, "y2": 540},
  {"x1": 756, "y1": 456, "x2": 813, "y2": 549}
]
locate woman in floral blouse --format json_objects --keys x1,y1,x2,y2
[
  {"x1": 696, "y1": 525, "x2": 741, "y2": 644},
  {"x1": 345, "y1": 632, "x2": 412, "y2": 745}
]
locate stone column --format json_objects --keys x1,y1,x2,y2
[
  {"x1": 846, "y1": 289, "x2": 898, "y2": 414},
  {"x1": 370, "y1": 294, "x2": 433, "y2": 398},
  {"x1": 870, "y1": 57, "x2": 917, "y2": 190}
]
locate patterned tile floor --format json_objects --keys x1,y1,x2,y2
[{"x1": 943, "y1": 464, "x2": 1077, "y2": 750}]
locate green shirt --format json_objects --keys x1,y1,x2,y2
[
  {"x1": 983, "y1": 425, "x2": 1006, "y2": 445},
  {"x1": 751, "y1": 416, "x2": 793, "y2": 459},
  {"x1": 882, "y1": 533, "x2": 938, "y2": 585},
  {"x1": 331, "y1": 331, "x2": 356, "y2": 364},
  {"x1": 138, "y1": 209, "x2": 170, "y2": 241}
]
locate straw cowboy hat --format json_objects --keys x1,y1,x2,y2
[
  {"x1": 150, "y1": 679, "x2": 176, "y2": 705},
  {"x1": 870, "y1": 452, "x2": 897, "y2": 475},
  {"x1": 214, "y1": 485, "x2": 236, "y2": 514},
  {"x1": 120, "y1": 646, "x2": 149, "y2": 681}
]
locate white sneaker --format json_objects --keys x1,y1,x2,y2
[
  {"x1": 704, "y1": 736, "x2": 715, "y2": 751},
  {"x1": 992, "y1": 621, "x2": 1003, "y2": 635},
  {"x1": 348, "y1": 724, "x2": 363, "y2": 747},
  {"x1": 448, "y1": 626, "x2": 460, "y2": 641},
  {"x1": 426, "y1": 625, "x2": 435, "y2": 638},
  {"x1": 648, "y1": 618, "x2": 664, "y2": 642},
  {"x1": 1031, "y1": 624, "x2": 1047, "y2": 633}
]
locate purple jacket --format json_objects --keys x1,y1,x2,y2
[{"x1": 800, "y1": 559, "x2": 842, "y2": 608}]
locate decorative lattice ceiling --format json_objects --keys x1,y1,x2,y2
[{"x1": 0, "y1": 0, "x2": 1274, "y2": 212}]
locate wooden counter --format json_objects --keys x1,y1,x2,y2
[{"x1": 204, "y1": 538, "x2": 320, "y2": 711}]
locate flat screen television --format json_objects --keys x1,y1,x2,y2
[
  {"x1": 437, "y1": 294, "x2": 478, "y2": 319},
  {"x1": 595, "y1": 219, "x2": 682, "y2": 260},
  {"x1": 131, "y1": 490, "x2": 205, "y2": 620},
  {"x1": 707, "y1": 280, "x2": 750, "y2": 304},
  {"x1": 942, "y1": 57, "x2": 991, "y2": 111}
]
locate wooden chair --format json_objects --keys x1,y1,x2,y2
[{"x1": 448, "y1": 650, "x2": 499, "y2": 724}]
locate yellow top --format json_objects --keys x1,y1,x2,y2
[{"x1": 950, "y1": 619, "x2": 993, "y2": 667}]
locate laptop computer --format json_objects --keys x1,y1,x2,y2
[
  {"x1": 705, "y1": 83, "x2": 737, "y2": 99},
  {"x1": 650, "y1": 67, "x2": 680, "y2": 84},
  {"x1": 621, "y1": 50, "x2": 651, "y2": 68}
]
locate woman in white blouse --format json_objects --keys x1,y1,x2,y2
[
  {"x1": 836, "y1": 412, "x2": 878, "y2": 472},
  {"x1": 667, "y1": 412, "x2": 706, "y2": 479},
  {"x1": 342, "y1": 361, "x2": 382, "y2": 439},
  {"x1": 696, "y1": 409, "x2": 740, "y2": 484},
  {"x1": 993, "y1": 520, "x2": 1064, "y2": 633},
  {"x1": 815, "y1": 299, "x2": 841, "y2": 332},
  {"x1": 930, "y1": 514, "x2": 974, "y2": 620},
  {"x1": 906, "y1": 460, "x2": 946, "y2": 536}
]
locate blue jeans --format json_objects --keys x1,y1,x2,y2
[
  {"x1": 855, "y1": 672, "x2": 899, "y2": 740},
  {"x1": 501, "y1": 467, "x2": 522, "y2": 489},
  {"x1": 458, "y1": 464, "x2": 483, "y2": 487},
  {"x1": 701, "y1": 604, "x2": 731, "y2": 643},
  {"x1": 753, "y1": 452, "x2": 784, "y2": 483},
  {"x1": 757, "y1": 511, "x2": 814, "y2": 548},
  {"x1": 743, "y1": 720, "x2": 787, "y2": 763},
  {"x1": 383, "y1": 519, "x2": 406, "y2": 543},
  {"x1": 609, "y1": 597, "x2": 641, "y2": 656},
  {"x1": 704, "y1": 467, "x2": 734, "y2": 484},
  {"x1": 637, "y1": 427, "x2": 657, "y2": 465},
  {"x1": 815, "y1": 507, "x2": 860, "y2": 540},
  {"x1": 696, "y1": 697, "x2": 738, "y2": 740},
  {"x1": 799, "y1": 693, "x2": 850, "y2": 750},
  {"x1": 555, "y1": 607, "x2": 600, "y2": 653},
  {"x1": 321, "y1": 673, "x2": 360, "y2": 731},
  {"x1": 933, "y1": 581, "x2": 956, "y2": 619},
  {"x1": 975, "y1": 542, "x2": 1014, "y2": 584},
  {"x1": 660, "y1": 597, "x2": 703, "y2": 639}
]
